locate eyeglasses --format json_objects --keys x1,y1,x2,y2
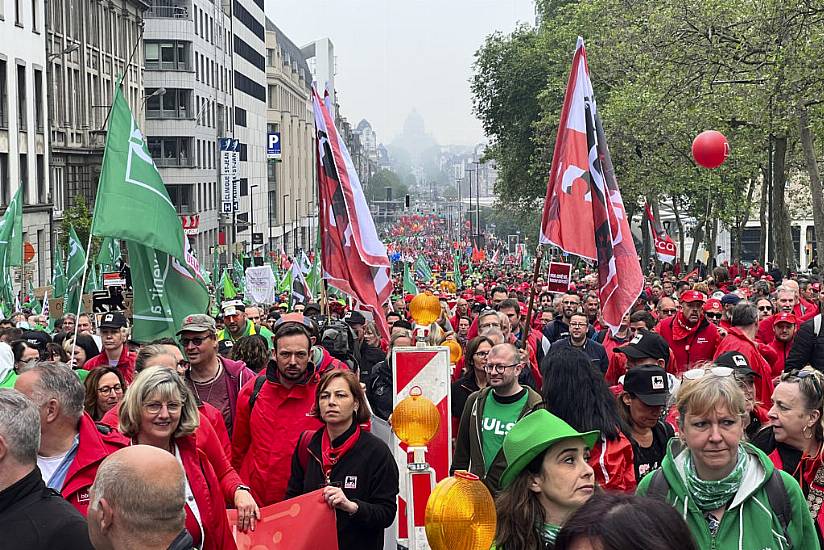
[
  {"x1": 473, "y1": 350, "x2": 490, "y2": 358},
  {"x1": 143, "y1": 401, "x2": 183, "y2": 415},
  {"x1": 484, "y1": 363, "x2": 521, "y2": 374},
  {"x1": 682, "y1": 366, "x2": 734, "y2": 380},
  {"x1": 660, "y1": 309, "x2": 677, "y2": 315},
  {"x1": 180, "y1": 336, "x2": 209, "y2": 347},
  {"x1": 758, "y1": 306, "x2": 773, "y2": 312},
  {"x1": 788, "y1": 370, "x2": 823, "y2": 400},
  {"x1": 569, "y1": 322, "x2": 588, "y2": 328},
  {"x1": 97, "y1": 384, "x2": 123, "y2": 395}
]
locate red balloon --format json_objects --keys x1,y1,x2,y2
[{"x1": 692, "y1": 130, "x2": 730, "y2": 169}]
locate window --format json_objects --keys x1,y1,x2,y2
[
  {"x1": 14, "y1": 0, "x2": 21, "y2": 25},
  {"x1": 239, "y1": 142, "x2": 247, "y2": 161},
  {"x1": 31, "y1": 0, "x2": 38, "y2": 31},
  {"x1": 166, "y1": 184, "x2": 193, "y2": 213},
  {"x1": 232, "y1": 1, "x2": 264, "y2": 41},
  {"x1": 234, "y1": 70, "x2": 265, "y2": 102},
  {"x1": 33, "y1": 69, "x2": 42, "y2": 131},
  {"x1": 19, "y1": 153, "x2": 27, "y2": 203},
  {"x1": 146, "y1": 137, "x2": 193, "y2": 167},
  {"x1": 0, "y1": 154, "x2": 8, "y2": 205},
  {"x1": 234, "y1": 35, "x2": 265, "y2": 71},
  {"x1": 144, "y1": 40, "x2": 190, "y2": 71},
  {"x1": 16, "y1": 64, "x2": 26, "y2": 129},
  {"x1": 146, "y1": 88, "x2": 191, "y2": 119},
  {"x1": 0, "y1": 60, "x2": 7, "y2": 128},
  {"x1": 36, "y1": 154, "x2": 45, "y2": 203},
  {"x1": 267, "y1": 48, "x2": 276, "y2": 67},
  {"x1": 240, "y1": 178, "x2": 248, "y2": 197},
  {"x1": 234, "y1": 106, "x2": 246, "y2": 127}
]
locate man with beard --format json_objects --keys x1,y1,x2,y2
[
  {"x1": 766, "y1": 312, "x2": 797, "y2": 376},
  {"x1": 231, "y1": 323, "x2": 323, "y2": 505},
  {"x1": 542, "y1": 291, "x2": 594, "y2": 343},
  {"x1": 217, "y1": 300, "x2": 274, "y2": 351},
  {"x1": 548, "y1": 312, "x2": 609, "y2": 375},
  {"x1": 656, "y1": 290, "x2": 720, "y2": 373}
]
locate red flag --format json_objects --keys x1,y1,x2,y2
[
  {"x1": 681, "y1": 267, "x2": 699, "y2": 282},
  {"x1": 539, "y1": 37, "x2": 643, "y2": 332},
  {"x1": 645, "y1": 203, "x2": 677, "y2": 264},
  {"x1": 228, "y1": 489, "x2": 338, "y2": 550},
  {"x1": 313, "y1": 88, "x2": 392, "y2": 339}
]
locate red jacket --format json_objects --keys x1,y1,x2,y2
[
  {"x1": 62, "y1": 413, "x2": 129, "y2": 516},
  {"x1": 176, "y1": 435, "x2": 237, "y2": 550},
  {"x1": 83, "y1": 346, "x2": 136, "y2": 385},
  {"x1": 766, "y1": 338, "x2": 793, "y2": 377},
  {"x1": 657, "y1": 314, "x2": 721, "y2": 372},
  {"x1": 758, "y1": 311, "x2": 808, "y2": 345},
  {"x1": 231, "y1": 370, "x2": 324, "y2": 505},
  {"x1": 589, "y1": 432, "x2": 636, "y2": 492},
  {"x1": 714, "y1": 327, "x2": 774, "y2": 402}
]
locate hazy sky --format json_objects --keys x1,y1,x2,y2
[{"x1": 264, "y1": 0, "x2": 537, "y2": 146}]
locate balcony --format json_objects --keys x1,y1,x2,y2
[{"x1": 146, "y1": 5, "x2": 189, "y2": 18}]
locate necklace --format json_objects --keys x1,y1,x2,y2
[{"x1": 192, "y1": 361, "x2": 222, "y2": 405}]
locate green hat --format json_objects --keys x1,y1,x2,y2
[{"x1": 499, "y1": 409, "x2": 600, "y2": 489}]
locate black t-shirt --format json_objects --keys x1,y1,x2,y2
[{"x1": 632, "y1": 421, "x2": 675, "y2": 480}]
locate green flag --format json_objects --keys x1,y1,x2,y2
[
  {"x1": 90, "y1": 84, "x2": 186, "y2": 262},
  {"x1": 52, "y1": 244, "x2": 67, "y2": 298},
  {"x1": 453, "y1": 252, "x2": 462, "y2": 289},
  {"x1": 403, "y1": 262, "x2": 418, "y2": 296},
  {"x1": 220, "y1": 268, "x2": 237, "y2": 300},
  {"x1": 66, "y1": 225, "x2": 87, "y2": 290},
  {"x1": 0, "y1": 186, "x2": 24, "y2": 267},
  {"x1": 277, "y1": 268, "x2": 292, "y2": 294},
  {"x1": 414, "y1": 256, "x2": 432, "y2": 281},
  {"x1": 306, "y1": 255, "x2": 322, "y2": 297},
  {"x1": 85, "y1": 263, "x2": 101, "y2": 293},
  {"x1": 233, "y1": 258, "x2": 246, "y2": 296},
  {"x1": 212, "y1": 245, "x2": 219, "y2": 285},
  {"x1": 96, "y1": 237, "x2": 121, "y2": 270},
  {"x1": 127, "y1": 241, "x2": 210, "y2": 342}
]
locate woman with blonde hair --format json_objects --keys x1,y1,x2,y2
[
  {"x1": 119, "y1": 366, "x2": 237, "y2": 550},
  {"x1": 638, "y1": 365, "x2": 818, "y2": 549}
]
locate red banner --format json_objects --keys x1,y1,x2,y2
[
  {"x1": 645, "y1": 203, "x2": 676, "y2": 263},
  {"x1": 227, "y1": 489, "x2": 338, "y2": 550}
]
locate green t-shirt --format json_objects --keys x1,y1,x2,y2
[
  {"x1": 481, "y1": 388, "x2": 528, "y2": 468},
  {"x1": 0, "y1": 370, "x2": 17, "y2": 388}
]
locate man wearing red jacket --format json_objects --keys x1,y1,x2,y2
[
  {"x1": 231, "y1": 322, "x2": 323, "y2": 505},
  {"x1": 765, "y1": 312, "x2": 798, "y2": 377},
  {"x1": 657, "y1": 290, "x2": 721, "y2": 373},
  {"x1": 713, "y1": 302, "x2": 774, "y2": 403},
  {"x1": 82, "y1": 312, "x2": 136, "y2": 385},
  {"x1": 14, "y1": 363, "x2": 127, "y2": 516}
]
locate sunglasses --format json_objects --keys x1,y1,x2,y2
[
  {"x1": 705, "y1": 313, "x2": 723, "y2": 320},
  {"x1": 683, "y1": 366, "x2": 734, "y2": 380},
  {"x1": 180, "y1": 336, "x2": 208, "y2": 347},
  {"x1": 758, "y1": 306, "x2": 773, "y2": 312},
  {"x1": 788, "y1": 369, "x2": 823, "y2": 400}
]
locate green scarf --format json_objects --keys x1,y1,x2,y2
[
  {"x1": 684, "y1": 444, "x2": 747, "y2": 511},
  {"x1": 540, "y1": 523, "x2": 561, "y2": 545}
]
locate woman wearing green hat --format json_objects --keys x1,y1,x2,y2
[{"x1": 493, "y1": 409, "x2": 599, "y2": 550}]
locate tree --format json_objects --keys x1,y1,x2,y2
[
  {"x1": 60, "y1": 195, "x2": 100, "y2": 265},
  {"x1": 365, "y1": 169, "x2": 409, "y2": 204}
]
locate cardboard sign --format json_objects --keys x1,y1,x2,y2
[
  {"x1": 547, "y1": 262, "x2": 572, "y2": 293},
  {"x1": 102, "y1": 271, "x2": 127, "y2": 288},
  {"x1": 227, "y1": 489, "x2": 338, "y2": 550}
]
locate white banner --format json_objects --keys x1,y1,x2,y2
[{"x1": 244, "y1": 265, "x2": 276, "y2": 304}]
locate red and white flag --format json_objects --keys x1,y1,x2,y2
[
  {"x1": 539, "y1": 37, "x2": 643, "y2": 332},
  {"x1": 312, "y1": 88, "x2": 392, "y2": 339},
  {"x1": 645, "y1": 203, "x2": 677, "y2": 264}
]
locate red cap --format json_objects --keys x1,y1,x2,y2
[
  {"x1": 813, "y1": 283, "x2": 822, "y2": 291},
  {"x1": 680, "y1": 290, "x2": 707, "y2": 303},
  {"x1": 734, "y1": 277, "x2": 742, "y2": 284},
  {"x1": 474, "y1": 296, "x2": 487, "y2": 306},
  {"x1": 703, "y1": 298, "x2": 723, "y2": 313},
  {"x1": 404, "y1": 294, "x2": 415, "y2": 303},
  {"x1": 775, "y1": 312, "x2": 797, "y2": 325}
]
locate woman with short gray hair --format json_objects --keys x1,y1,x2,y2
[{"x1": 118, "y1": 366, "x2": 236, "y2": 550}]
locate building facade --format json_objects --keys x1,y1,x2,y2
[
  {"x1": 143, "y1": 0, "x2": 232, "y2": 262},
  {"x1": 1, "y1": 0, "x2": 52, "y2": 286},
  {"x1": 265, "y1": 19, "x2": 315, "y2": 255},
  {"x1": 47, "y1": 0, "x2": 146, "y2": 217},
  {"x1": 301, "y1": 37, "x2": 335, "y2": 116}
]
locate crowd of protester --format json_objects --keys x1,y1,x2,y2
[{"x1": 3, "y1": 248, "x2": 824, "y2": 548}]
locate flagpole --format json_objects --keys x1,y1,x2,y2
[
  {"x1": 519, "y1": 245, "x2": 544, "y2": 350},
  {"x1": 70, "y1": 229, "x2": 94, "y2": 363}
]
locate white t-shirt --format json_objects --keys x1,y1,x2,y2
[{"x1": 38, "y1": 451, "x2": 70, "y2": 486}]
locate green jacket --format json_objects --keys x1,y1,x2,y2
[
  {"x1": 217, "y1": 320, "x2": 274, "y2": 350},
  {"x1": 451, "y1": 385, "x2": 542, "y2": 494},
  {"x1": 637, "y1": 439, "x2": 820, "y2": 550},
  {"x1": 0, "y1": 370, "x2": 16, "y2": 388}
]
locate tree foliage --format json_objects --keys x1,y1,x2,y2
[{"x1": 472, "y1": 0, "x2": 824, "y2": 271}]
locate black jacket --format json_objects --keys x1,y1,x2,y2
[
  {"x1": 358, "y1": 342, "x2": 387, "y2": 387},
  {"x1": 451, "y1": 370, "x2": 481, "y2": 422},
  {"x1": 547, "y1": 337, "x2": 609, "y2": 375},
  {"x1": 366, "y1": 359, "x2": 393, "y2": 421},
  {"x1": 785, "y1": 314, "x2": 824, "y2": 372},
  {"x1": 542, "y1": 317, "x2": 596, "y2": 343},
  {"x1": 0, "y1": 467, "x2": 93, "y2": 550},
  {"x1": 284, "y1": 424, "x2": 399, "y2": 550}
]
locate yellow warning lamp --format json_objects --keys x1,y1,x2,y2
[
  {"x1": 391, "y1": 386, "x2": 440, "y2": 448},
  {"x1": 444, "y1": 339, "x2": 462, "y2": 364},
  {"x1": 425, "y1": 471, "x2": 497, "y2": 550},
  {"x1": 409, "y1": 292, "x2": 441, "y2": 326}
]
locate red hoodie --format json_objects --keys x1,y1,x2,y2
[
  {"x1": 714, "y1": 326, "x2": 774, "y2": 402},
  {"x1": 657, "y1": 313, "x2": 721, "y2": 372}
]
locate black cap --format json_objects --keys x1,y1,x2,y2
[
  {"x1": 217, "y1": 339, "x2": 234, "y2": 355},
  {"x1": 344, "y1": 311, "x2": 366, "y2": 326},
  {"x1": 98, "y1": 311, "x2": 128, "y2": 330},
  {"x1": 624, "y1": 365, "x2": 670, "y2": 406},
  {"x1": 715, "y1": 351, "x2": 761, "y2": 378},
  {"x1": 304, "y1": 303, "x2": 321, "y2": 315},
  {"x1": 615, "y1": 330, "x2": 670, "y2": 364},
  {"x1": 721, "y1": 293, "x2": 742, "y2": 306},
  {"x1": 22, "y1": 330, "x2": 51, "y2": 351}
]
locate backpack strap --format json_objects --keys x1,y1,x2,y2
[
  {"x1": 815, "y1": 314, "x2": 823, "y2": 338},
  {"x1": 765, "y1": 469, "x2": 793, "y2": 548},
  {"x1": 297, "y1": 429, "x2": 315, "y2": 472},
  {"x1": 645, "y1": 468, "x2": 670, "y2": 501},
  {"x1": 248, "y1": 374, "x2": 267, "y2": 411}
]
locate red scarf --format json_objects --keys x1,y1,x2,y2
[
  {"x1": 321, "y1": 424, "x2": 361, "y2": 479},
  {"x1": 671, "y1": 312, "x2": 702, "y2": 342}
]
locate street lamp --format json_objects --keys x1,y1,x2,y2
[
  {"x1": 294, "y1": 198, "x2": 302, "y2": 254},
  {"x1": 282, "y1": 193, "x2": 290, "y2": 255},
  {"x1": 47, "y1": 42, "x2": 79, "y2": 62}
]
